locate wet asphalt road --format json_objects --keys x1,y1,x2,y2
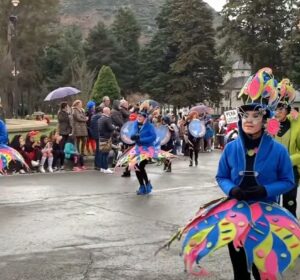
[{"x1": 0, "y1": 152, "x2": 299, "y2": 280}]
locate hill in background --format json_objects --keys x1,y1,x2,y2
[{"x1": 59, "y1": 0, "x2": 221, "y2": 41}]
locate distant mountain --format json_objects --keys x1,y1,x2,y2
[{"x1": 59, "y1": 0, "x2": 222, "y2": 40}]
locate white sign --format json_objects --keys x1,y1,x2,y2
[{"x1": 224, "y1": 110, "x2": 239, "y2": 124}]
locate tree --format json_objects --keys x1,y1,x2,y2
[
  {"x1": 219, "y1": 0, "x2": 292, "y2": 74},
  {"x1": 112, "y1": 8, "x2": 141, "y2": 93},
  {"x1": 0, "y1": 0, "x2": 60, "y2": 115},
  {"x1": 91, "y1": 65, "x2": 120, "y2": 104},
  {"x1": 140, "y1": 0, "x2": 222, "y2": 106},
  {"x1": 167, "y1": 0, "x2": 222, "y2": 106},
  {"x1": 84, "y1": 22, "x2": 125, "y2": 85},
  {"x1": 282, "y1": 3, "x2": 300, "y2": 86},
  {"x1": 40, "y1": 25, "x2": 84, "y2": 91},
  {"x1": 71, "y1": 59, "x2": 96, "y2": 103}
]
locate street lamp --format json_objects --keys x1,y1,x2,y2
[{"x1": 9, "y1": 0, "x2": 20, "y2": 117}]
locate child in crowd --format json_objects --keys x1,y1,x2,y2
[
  {"x1": 50, "y1": 130, "x2": 65, "y2": 170},
  {"x1": 9, "y1": 135, "x2": 28, "y2": 174},
  {"x1": 39, "y1": 135, "x2": 54, "y2": 173},
  {"x1": 64, "y1": 136, "x2": 86, "y2": 171},
  {"x1": 24, "y1": 131, "x2": 41, "y2": 169}
]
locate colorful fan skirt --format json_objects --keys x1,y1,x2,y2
[
  {"x1": 158, "y1": 198, "x2": 300, "y2": 280},
  {"x1": 0, "y1": 144, "x2": 28, "y2": 174},
  {"x1": 116, "y1": 144, "x2": 175, "y2": 170}
]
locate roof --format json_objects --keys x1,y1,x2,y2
[
  {"x1": 232, "y1": 60, "x2": 251, "y2": 71},
  {"x1": 223, "y1": 76, "x2": 249, "y2": 90}
]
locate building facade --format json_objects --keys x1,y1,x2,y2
[{"x1": 217, "y1": 61, "x2": 252, "y2": 114}]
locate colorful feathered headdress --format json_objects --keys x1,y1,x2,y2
[
  {"x1": 139, "y1": 99, "x2": 160, "y2": 117},
  {"x1": 238, "y1": 67, "x2": 279, "y2": 110},
  {"x1": 277, "y1": 78, "x2": 296, "y2": 108}
]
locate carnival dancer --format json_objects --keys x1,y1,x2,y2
[
  {"x1": 0, "y1": 118, "x2": 8, "y2": 145},
  {"x1": 161, "y1": 115, "x2": 175, "y2": 172},
  {"x1": 158, "y1": 68, "x2": 298, "y2": 280},
  {"x1": 184, "y1": 111, "x2": 201, "y2": 167},
  {"x1": 130, "y1": 109, "x2": 156, "y2": 194},
  {"x1": 217, "y1": 68, "x2": 295, "y2": 280},
  {"x1": 116, "y1": 102, "x2": 174, "y2": 195},
  {"x1": 274, "y1": 79, "x2": 300, "y2": 218}
]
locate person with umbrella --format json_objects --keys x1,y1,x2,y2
[{"x1": 57, "y1": 102, "x2": 72, "y2": 148}]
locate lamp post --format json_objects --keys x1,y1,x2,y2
[{"x1": 9, "y1": 0, "x2": 20, "y2": 118}]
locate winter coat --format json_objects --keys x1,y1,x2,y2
[
  {"x1": 71, "y1": 107, "x2": 88, "y2": 137},
  {"x1": 111, "y1": 109, "x2": 124, "y2": 129},
  {"x1": 120, "y1": 107, "x2": 130, "y2": 123},
  {"x1": 284, "y1": 115, "x2": 300, "y2": 167},
  {"x1": 64, "y1": 142, "x2": 77, "y2": 159},
  {"x1": 85, "y1": 110, "x2": 95, "y2": 138},
  {"x1": 90, "y1": 113, "x2": 102, "y2": 140},
  {"x1": 216, "y1": 132, "x2": 294, "y2": 203},
  {"x1": 98, "y1": 115, "x2": 114, "y2": 141},
  {"x1": 0, "y1": 119, "x2": 8, "y2": 144},
  {"x1": 57, "y1": 110, "x2": 72, "y2": 136},
  {"x1": 132, "y1": 120, "x2": 156, "y2": 147}
]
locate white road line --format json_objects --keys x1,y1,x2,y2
[{"x1": 154, "y1": 186, "x2": 195, "y2": 193}]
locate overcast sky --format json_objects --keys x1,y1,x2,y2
[{"x1": 203, "y1": 0, "x2": 226, "y2": 12}]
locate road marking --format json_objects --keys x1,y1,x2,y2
[{"x1": 154, "y1": 186, "x2": 195, "y2": 193}]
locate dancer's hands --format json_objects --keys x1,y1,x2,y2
[{"x1": 131, "y1": 134, "x2": 140, "y2": 141}]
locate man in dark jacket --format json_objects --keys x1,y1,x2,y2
[
  {"x1": 111, "y1": 100, "x2": 124, "y2": 129},
  {"x1": 120, "y1": 99, "x2": 130, "y2": 123},
  {"x1": 90, "y1": 106, "x2": 102, "y2": 170},
  {"x1": 98, "y1": 107, "x2": 115, "y2": 174}
]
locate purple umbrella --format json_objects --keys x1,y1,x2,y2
[
  {"x1": 189, "y1": 105, "x2": 214, "y2": 115},
  {"x1": 44, "y1": 87, "x2": 80, "y2": 101}
]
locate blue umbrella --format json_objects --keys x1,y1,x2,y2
[{"x1": 44, "y1": 87, "x2": 80, "y2": 101}]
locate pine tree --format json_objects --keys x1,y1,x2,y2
[
  {"x1": 91, "y1": 65, "x2": 120, "y2": 104},
  {"x1": 282, "y1": 3, "x2": 300, "y2": 86},
  {"x1": 140, "y1": 0, "x2": 222, "y2": 106},
  {"x1": 112, "y1": 8, "x2": 141, "y2": 93},
  {"x1": 40, "y1": 25, "x2": 84, "y2": 91},
  {"x1": 84, "y1": 22, "x2": 126, "y2": 88},
  {"x1": 167, "y1": 0, "x2": 222, "y2": 105},
  {"x1": 220, "y1": 0, "x2": 291, "y2": 74}
]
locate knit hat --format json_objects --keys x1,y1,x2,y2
[{"x1": 86, "y1": 100, "x2": 96, "y2": 111}]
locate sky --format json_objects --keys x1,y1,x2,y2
[{"x1": 203, "y1": 0, "x2": 226, "y2": 12}]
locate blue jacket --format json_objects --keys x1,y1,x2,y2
[
  {"x1": 216, "y1": 133, "x2": 294, "y2": 202},
  {"x1": 64, "y1": 143, "x2": 77, "y2": 159},
  {"x1": 0, "y1": 120, "x2": 8, "y2": 145},
  {"x1": 133, "y1": 120, "x2": 156, "y2": 147},
  {"x1": 90, "y1": 113, "x2": 102, "y2": 140}
]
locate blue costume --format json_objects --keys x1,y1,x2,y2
[
  {"x1": 216, "y1": 131, "x2": 294, "y2": 203},
  {"x1": 132, "y1": 119, "x2": 156, "y2": 147},
  {"x1": 0, "y1": 120, "x2": 8, "y2": 145}
]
